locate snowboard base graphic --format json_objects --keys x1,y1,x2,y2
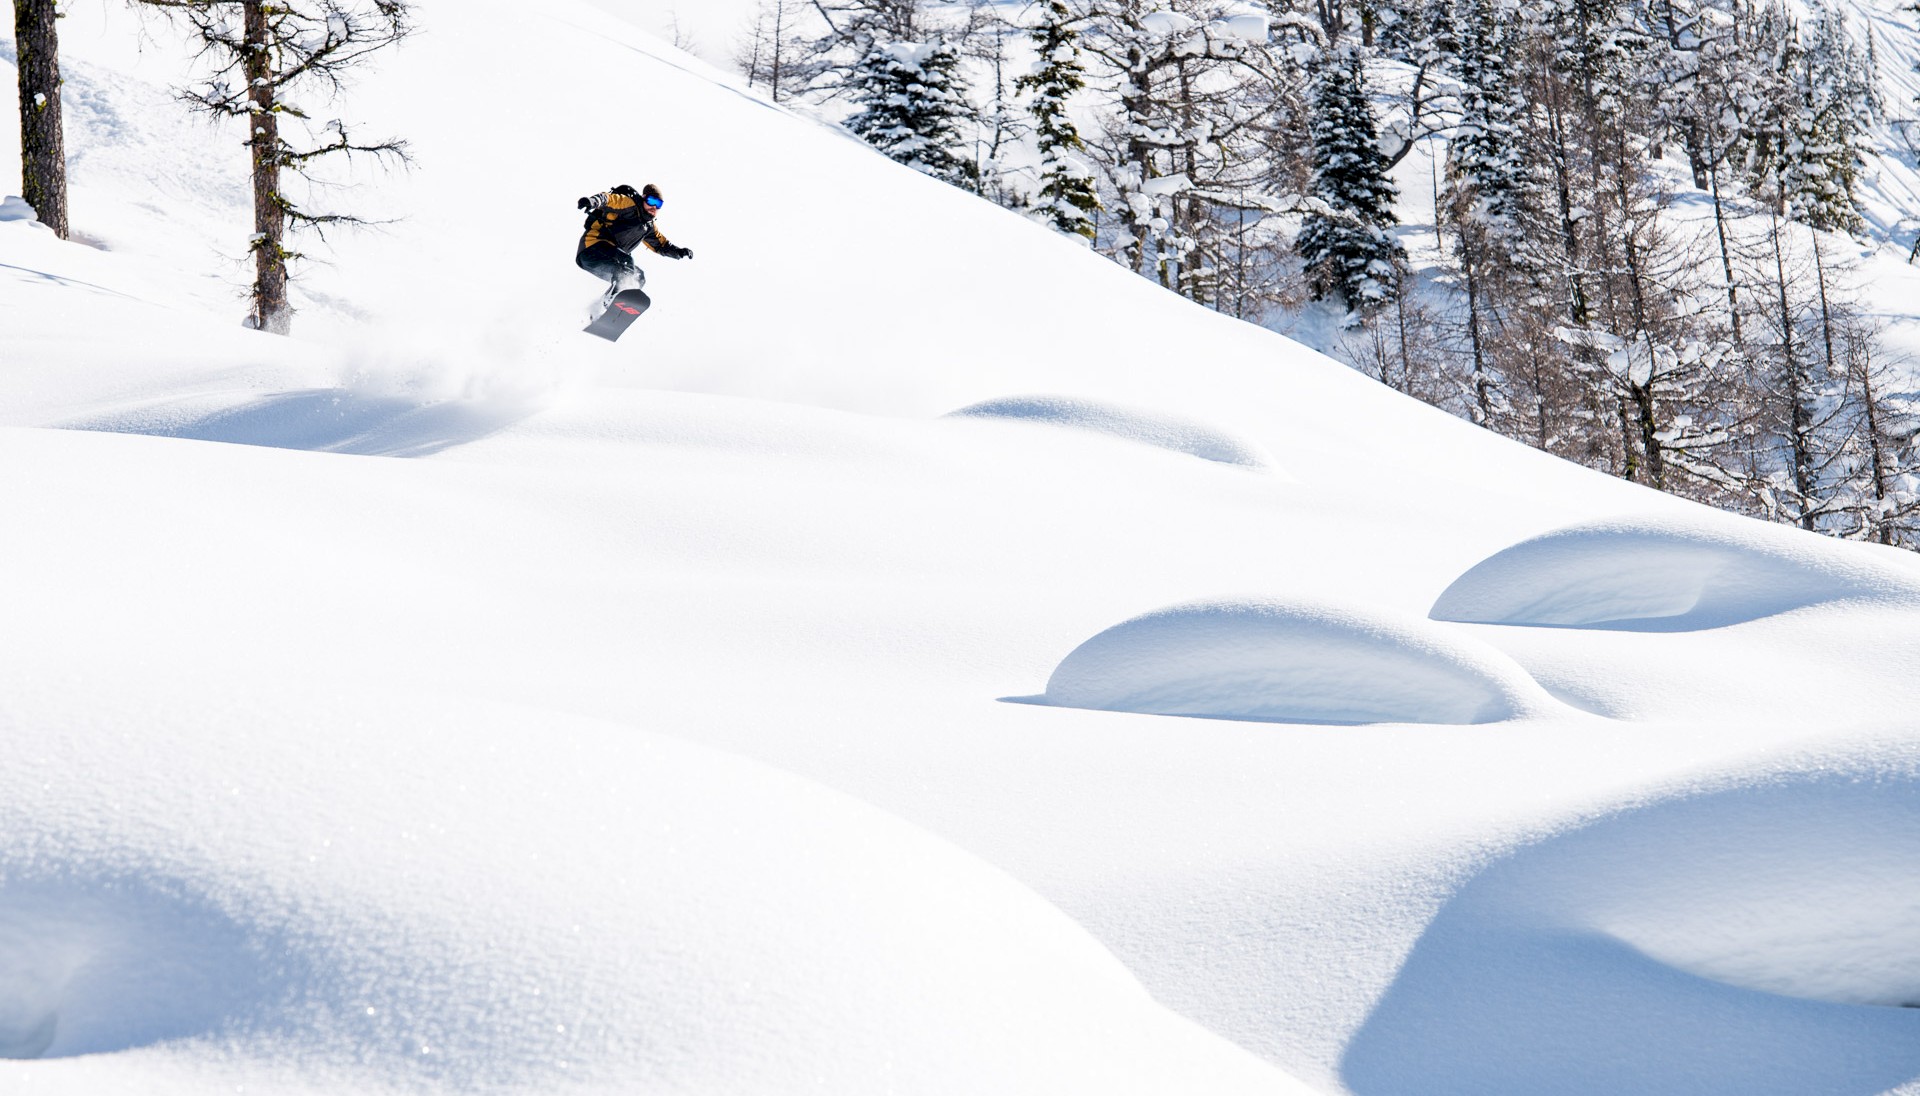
[{"x1": 585, "y1": 288, "x2": 652, "y2": 342}]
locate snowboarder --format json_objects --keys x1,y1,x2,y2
[{"x1": 576, "y1": 183, "x2": 693, "y2": 341}]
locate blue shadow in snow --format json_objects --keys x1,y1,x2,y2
[
  {"x1": 122, "y1": 389, "x2": 534, "y2": 458},
  {"x1": 1340, "y1": 775, "x2": 1920, "y2": 1096},
  {"x1": 0, "y1": 871, "x2": 318, "y2": 1059}
]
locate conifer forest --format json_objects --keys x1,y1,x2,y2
[{"x1": 739, "y1": 0, "x2": 1920, "y2": 548}]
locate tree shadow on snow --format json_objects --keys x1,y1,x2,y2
[{"x1": 1339, "y1": 774, "x2": 1920, "y2": 1096}]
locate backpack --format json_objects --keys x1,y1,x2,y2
[{"x1": 581, "y1": 188, "x2": 647, "y2": 249}]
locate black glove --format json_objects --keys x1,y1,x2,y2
[
  {"x1": 674, "y1": 246, "x2": 694, "y2": 261},
  {"x1": 576, "y1": 196, "x2": 591, "y2": 211}
]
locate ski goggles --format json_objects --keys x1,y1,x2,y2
[{"x1": 644, "y1": 194, "x2": 664, "y2": 210}]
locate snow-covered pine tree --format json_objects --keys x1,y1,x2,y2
[
  {"x1": 1743, "y1": 0, "x2": 1874, "y2": 233},
  {"x1": 1444, "y1": 0, "x2": 1529, "y2": 246},
  {"x1": 1441, "y1": 0, "x2": 1534, "y2": 425},
  {"x1": 1783, "y1": 1, "x2": 1876, "y2": 232},
  {"x1": 1017, "y1": 0, "x2": 1102, "y2": 240},
  {"x1": 1738, "y1": 0, "x2": 1806, "y2": 204},
  {"x1": 1297, "y1": 45, "x2": 1402, "y2": 311},
  {"x1": 845, "y1": 32, "x2": 979, "y2": 188}
]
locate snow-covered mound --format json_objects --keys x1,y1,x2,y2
[
  {"x1": 1430, "y1": 515, "x2": 1920, "y2": 631},
  {"x1": 1341, "y1": 763, "x2": 1920, "y2": 1096},
  {"x1": 947, "y1": 394, "x2": 1279, "y2": 471},
  {"x1": 0, "y1": 679, "x2": 1302, "y2": 1093},
  {"x1": 1043, "y1": 597, "x2": 1556, "y2": 725}
]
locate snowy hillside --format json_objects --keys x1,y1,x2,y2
[{"x1": 6, "y1": 2, "x2": 1920, "y2": 1095}]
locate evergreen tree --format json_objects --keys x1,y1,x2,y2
[
  {"x1": 1743, "y1": 0, "x2": 1874, "y2": 232},
  {"x1": 1784, "y1": 1, "x2": 1875, "y2": 232},
  {"x1": 1441, "y1": 0, "x2": 1533, "y2": 425},
  {"x1": 845, "y1": 34, "x2": 979, "y2": 188},
  {"x1": 1298, "y1": 45, "x2": 1402, "y2": 311},
  {"x1": 1445, "y1": 0, "x2": 1529, "y2": 245},
  {"x1": 1017, "y1": 0, "x2": 1102, "y2": 239}
]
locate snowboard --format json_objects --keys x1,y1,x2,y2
[{"x1": 584, "y1": 288, "x2": 652, "y2": 342}]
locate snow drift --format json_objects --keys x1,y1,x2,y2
[
  {"x1": 0, "y1": 679, "x2": 1306, "y2": 1094},
  {"x1": 1341, "y1": 764, "x2": 1920, "y2": 1096},
  {"x1": 1043, "y1": 597, "x2": 1556, "y2": 724},
  {"x1": 946, "y1": 394, "x2": 1279, "y2": 471},
  {"x1": 1430, "y1": 514, "x2": 1920, "y2": 630}
]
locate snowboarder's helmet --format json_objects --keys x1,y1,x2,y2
[{"x1": 642, "y1": 184, "x2": 664, "y2": 211}]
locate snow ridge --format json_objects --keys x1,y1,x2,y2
[
  {"x1": 1431, "y1": 514, "x2": 1920, "y2": 630},
  {"x1": 948, "y1": 394, "x2": 1279, "y2": 471},
  {"x1": 1045, "y1": 596, "x2": 1559, "y2": 725}
]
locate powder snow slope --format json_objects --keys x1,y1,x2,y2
[{"x1": 5, "y1": 2, "x2": 1920, "y2": 1095}]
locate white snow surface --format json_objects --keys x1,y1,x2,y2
[{"x1": 4, "y1": 2, "x2": 1920, "y2": 1094}]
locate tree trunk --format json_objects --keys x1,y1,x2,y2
[
  {"x1": 1121, "y1": 71, "x2": 1155, "y2": 276},
  {"x1": 1709, "y1": 159, "x2": 1741, "y2": 342},
  {"x1": 13, "y1": 0, "x2": 68, "y2": 238},
  {"x1": 1542, "y1": 69, "x2": 1587, "y2": 324},
  {"x1": 1633, "y1": 377, "x2": 1664, "y2": 489},
  {"x1": 1683, "y1": 120, "x2": 1708, "y2": 190},
  {"x1": 1461, "y1": 234, "x2": 1494, "y2": 427},
  {"x1": 1392, "y1": 272, "x2": 1413, "y2": 393},
  {"x1": 1857, "y1": 342, "x2": 1895, "y2": 545},
  {"x1": 770, "y1": 0, "x2": 787, "y2": 102},
  {"x1": 1768, "y1": 216, "x2": 1816, "y2": 529},
  {"x1": 1811, "y1": 231, "x2": 1837, "y2": 383},
  {"x1": 1617, "y1": 395, "x2": 1640, "y2": 481},
  {"x1": 244, "y1": 0, "x2": 291, "y2": 334}
]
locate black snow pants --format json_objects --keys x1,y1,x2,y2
[{"x1": 576, "y1": 241, "x2": 645, "y2": 289}]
